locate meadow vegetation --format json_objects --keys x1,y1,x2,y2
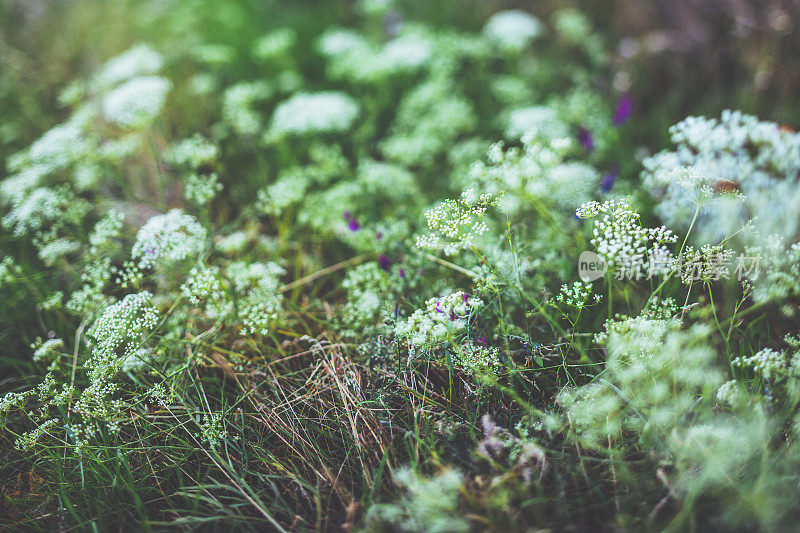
[{"x1": 2, "y1": 1, "x2": 800, "y2": 530}]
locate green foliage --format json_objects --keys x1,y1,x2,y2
[{"x1": 2, "y1": 0, "x2": 800, "y2": 531}]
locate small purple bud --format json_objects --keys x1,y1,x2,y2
[
  {"x1": 417, "y1": 269, "x2": 423, "y2": 275},
  {"x1": 476, "y1": 336, "x2": 486, "y2": 346},
  {"x1": 601, "y1": 166, "x2": 619, "y2": 193},
  {"x1": 348, "y1": 218, "x2": 360, "y2": 231},
  {"x1": 613, "y1": 94, "x2": 632, "y2": 126},
  {"x1": 378, "y1": 254, "x2": 391, "y2": 271},
  {"x1": 394, "y1": 303, "x2": 399, "y2": 317},
  {"x1": 343, "y1": 210, "x2": 351, "y2": 220},
  {"x1": 376, "y1": 231, "x2": 383, "y2": 240},
  {"x1": 577, "y1": 127, "x2": 594, "y2": 152},
  {"x1": 384, "y1": 11, "x2": 404, "y2": 38},
  {"x1": 399, "y1": 268, "x2": 406, "y2": 278}
]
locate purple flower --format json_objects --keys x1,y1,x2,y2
[
  {"x1": 383, "y1": 11, "x2": 404, "y2": 38},
  {"x1": 399, "y1": 268, "x2": 406, "y2": 278},
  {"x1": 601, "y1": 166, "x2": 620, "y2": 193},
  {"x1": 394, "y1": 303, "x2": 399, "y2": 317},
  {"x1": 577, "y1": 127, "x2": 594, "y2": 152},
  {"x1": 376, "y1": 231, "x2": 383, "y2": 240},
  {"x1": 476, "y1": 336, "x2": 486, "y2": 346},
  {"x1": 378, "y1": 254, "x2": 391, "y2": 271},
  {"x1": 612, "y1": 94, "x2": 632, "y2": 126},
  {"x1": 343, "y1": 210, "x2": 351, "y2": 220},
  {"x1": 348, "y1": 218, "x2": 360, "y2": 231}
]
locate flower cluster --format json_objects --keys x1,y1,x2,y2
[
  {"x1": 181, "y1": 266, "x2": 224, "y2": 305},
  {"x1": 642, "y1": 111, "x2": 800, "y2": 245},
  {"x1": 169, "y1": 135, "x2": 220, "y2": 169},
  {"x1": 483, "y1": 10, "x2": 543, "y2": 51},
  {"x1": 269, "y1": 91, "x2": 359, "y2": 136},
  {"x1": 733, "y1": 348, "x2": 787, "y2": 380},
  {"x1": 340, "y1": 263, "x2": 392, "y2": 333},
  {"x1": 131, "y1": 209, "x2": 207, "y2": 269},
  {"x1": 184, "y1": 173, "x2": 223, "y2": 206},
  {"x1": 504, "y1": 106, "x2": 569, "y2": 141},
  {"x1": 394, "y1": 290, "x2": 483, "y2": 349},
  {"x1": 226, "y1": 261, "x2": 285, "y2": 336},
  {"x1": 716, "y1": 380, "x2": 743, "y2": 407},
  {"x1": 318, "y1": 28, "x2": 432, "y2": 83},
  {"x1": 31, "y1": 338, "x2": 65, "y2": 363},
  {"x1": 554, "y1": 281, "x2": 602, "y2": 309},
  {"x1": 416, "y1": 189, "x2": 500, "y2": 255},
  {"x1": 577, "y1": 197, "x2": 677, "y2": 274},
  {"x1": 101, "y1": 76, "x2": 171, "y2": 128},
  {"x1": 453, "y1": 342, "x2": 500, "y2": 372},
  {"x1": 92, "y1": 44, "x2": 164, "y2": 91},
  {"x1": 678, "y1": 244, "x2": 736, "y2": 284},
  {"x1": 88, "y1": 291, "x2": 160, "y2": 364},
  {"x1": 469, "y1": 134, "x2": 598, "y2": 213}
]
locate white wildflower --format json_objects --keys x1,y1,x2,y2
[
  {"x1": 132, "y1": 209, "x2": 206, "y2": 269},
  {"x1": 88, "y1": 291, "x2": 160, "y2": 365},
  {"x1": 222, "y1": 81, "x2": 273, "y2": 135},
  {"x1": 169, "y1": 135, "x2": 219, "y2": 169},
  {"x1": 28, "y1": 122, "x2": 91, "y2": 172},
  {"x1": 102, "y1": 76, "x2": 171, "y2": 127},
  {"x1": 577, "y1": 197, "x2": 677, "y2": 276},
  {"x1": 416, "y1": 188, "x2": 500, "y2": 255},
  {"x1": 92, "y1": 44, "x2": 164, "y2": 91},
  {"x1": 453, "y1": 341, "x2": 500, "y2": 372},
  {"x1": 733, "y1": 348, "x2": 787, "y2": 380},
  {"x1": 642, "y1": 111, "x2": 800, "y2": 245},
  {"x1": 716, "y1": 380, "x2": 743, "y2": 407},
  {"x1": 37, "y1": 238, "x2": 81, "y2": 266},
  {"x1": 395, "y1": 291, "x2": 483, "y2": 349},
  {"x1": 32, "y1": 338, "x2": 64, "y2": 363},
  {"x1": 184, "y1": 173, "x2": 223, "y2": 206},
  {"x1": 89, "y1": 210, "x2": 125, "y2": 250},
  {"x1": 181, "y1": 266, "x2": 223, "y2": 305},
  {"x1": 483, "y1": 10, "x2": 543, "y2": 51},
  {"x1": 252, "y1": 28, "x2": 296, "y2": 61},
  {"x1": 270, "y1": 91, "x2": 359, "y2": 136},
  {"x1": 505, "y1": 106, "x2": 569, "y2": 141}
]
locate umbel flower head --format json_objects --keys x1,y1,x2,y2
[
  {"x1": 483, "y1": 10, "x2": 543, "y2": 51},
  {"x1": 132, "y1": 209, "x2": 206, "y2": 269},
  {"x1": 642, "y1": 111, "x2": 800, "y2": 245},
  {"x1": 101, "y1": 76, "x2": 171, "y2": 128},
  {"x1": 416, "y1": 188, "x2": 500, "y2": 255},
  {"x1": 577, "y1": 197, "x2": 677, "y2": 275},
  {"x1": 469, "y1": 133, "x2": 597, "y2": 213},
  {"x1": 394, "y1": 290, "x2": 483, "y2": 349},
  {"x1": 88, "y1": 291, "x2": 159, "y2": 362},
  {"x1": 269, "y1": 91, "x2": 359, "y2": 136},
  {"x1": 504, "y1": 106, "x2": 569, "y2": 140},
  {"x1": 27, "y1": 122, "x2": 92, "y2": 173},
  {"x1": 92, "y1": 44, "x2": 164, "y2": 91}
]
